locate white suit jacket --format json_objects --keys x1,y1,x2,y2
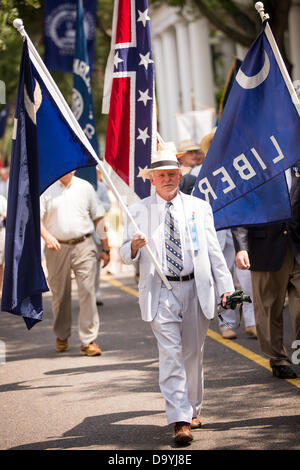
[{"x1": 120, "y1": 192, "x2": 234, "y2": 322}]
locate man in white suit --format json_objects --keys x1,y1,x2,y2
[{"x1": 120, "y1": 144, "x2": 234, "y2": 445}]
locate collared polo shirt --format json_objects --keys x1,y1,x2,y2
[{"x1": 40, "y1": 176, "x2": 104, "y2": 241}]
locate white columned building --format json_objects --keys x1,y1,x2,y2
[
  {"x1": 160, "y1": 27, "x2": 181, "y2": 142},
  {"x1": 187, "y1": 18, "x2": 215, "y2": 110},
  {"x1": 175, "y1": 21, "x2": 193, "y2": 112},
  {"x1": 152, "y1": 36, "x2": 169, "y2": 140},
  {"x1": 150, "y1": 6, "x2": 216, "y2": 144},
  {"x1": 289, "y1": 1, "x2": 300, "y2": 81},
  {"x1": 220, "y1": 38, "x2": 237, "y2": 76},
  {"x1": 150, "y1": 2, "x2": 300, "y2": 145}
]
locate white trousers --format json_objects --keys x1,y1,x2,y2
[
  {"x1": 218, "y1": 233, "x2": 255, "y2": 330},
  {"x1": 151, "y1": 279, "x2": 210, "y2": 425}
]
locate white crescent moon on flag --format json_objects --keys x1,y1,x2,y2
[
  {"x1": 236, "y1": 51, "x2": 270, "y2": 89},
  {"x1": 33, "y1": 80, "x2": 42, "y2": 113},
  {"x1": 24, "y1": 79, "x2": 42, "y2": 124}
]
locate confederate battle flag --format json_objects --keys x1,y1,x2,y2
[{"x1": 102, "y1": 0, "x2": 156, "y2": 199}]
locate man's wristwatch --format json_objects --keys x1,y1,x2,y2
[{"x1": 101, "y1": 249, "x2": 110, "y2": 255}]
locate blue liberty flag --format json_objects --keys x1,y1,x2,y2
[
  {"x1": 193, "y1": 23, "x2": 300, "y2": 230},
  {"x1": 1, "y1": 39, "x2": 97, "y2": 328},
  {"x1": 72, "y1": 0, "x2": 98, "y2": 189}
]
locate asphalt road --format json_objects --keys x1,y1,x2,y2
[{"x1": 0, "y1": 266, "x2": 299, "y2": 454}]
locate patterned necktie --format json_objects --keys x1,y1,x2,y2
[{"x1": 164, "y1": 201, "x2": 183, "y2": 276}]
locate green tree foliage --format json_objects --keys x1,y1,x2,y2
[{"x1": 150, "y1": 0, "x2": 292, "y2": 71}]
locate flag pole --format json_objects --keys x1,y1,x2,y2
[
  {"x1": 254, "y1": 2, "x2": 300, "y2": 116},
  {"x1": 13, "y1": 18, "x2": 172, "y2": 290}
]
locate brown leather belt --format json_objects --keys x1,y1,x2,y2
[{"x1": 58, "y1": 233, "x2": 91, "y2": 245}]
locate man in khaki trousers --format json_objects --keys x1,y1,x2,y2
[
  {"x1": 40, "y1": 171, "x2": 110, "y2": 356},
  {"x1": 232, "y1": 164, "x2": 300, "y2": 379}
]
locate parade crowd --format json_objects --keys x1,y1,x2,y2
[{"x1": 0, "y1": 130, "x2": 299, "y2": 445}]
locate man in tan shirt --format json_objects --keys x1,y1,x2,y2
[{"x1": 40, "y1": 171, "x2": 110, "y2": 356}]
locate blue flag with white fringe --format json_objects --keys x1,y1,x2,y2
[
  {"x1": 193, "y1": 23, "x2": 300, "y2": 230},
  {"x1": 1, "y1": 39, "x2": 97, "y2": 328},
  {"x1": 72, "y1": 0, "x2": 98, "y2": 189}
]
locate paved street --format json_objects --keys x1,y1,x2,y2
[{"x1": 0, "y1": 266, "x2": 299, "y2": 452}]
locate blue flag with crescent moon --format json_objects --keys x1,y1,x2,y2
[
  {"x1": 193, "y1": 24, "x2": 300, "y2": 230},
  {"x1": 1, "y1": 40, "x2": 97, "y2": 328},
  {"x1": 1, "y1": 42, "x2": 49, "y2": 329}
]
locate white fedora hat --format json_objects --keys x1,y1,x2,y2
[{"x1": 138, "y1": 142, "x2": 183, "y2": 180}]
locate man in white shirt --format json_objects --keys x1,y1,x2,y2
[
  {"x1": 120, "y1": 144, "x2": 234, "y2": 445},
  {"x1": 40, "y1": 171, "x2": 110, "y2": 356}
]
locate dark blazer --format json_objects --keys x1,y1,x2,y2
[
  {"x1": 232, "y1": 166, "x2": 300, "y2": 271},
  {"x1": 179, "y1": 173, "x2": 196, "y2": 195}
]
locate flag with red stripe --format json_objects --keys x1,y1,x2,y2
[{"x1": 102, "y1": 0, "x2": 156, "y2": 199}]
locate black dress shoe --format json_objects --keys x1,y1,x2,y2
[{"x1": 272, "y1": 365, "x2": 297, "y2": 379}]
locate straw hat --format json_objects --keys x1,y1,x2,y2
[
  {"x1": 199, "y1": 127, "x2": 217, "y2": 156},
  {"x1": 138, "y1": 141, "x2": 184, "y2": 180},
  {"x1": 176, "y1": 139, "x2": 200, "y2": 158}
]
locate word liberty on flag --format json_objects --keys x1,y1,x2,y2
[
  {"x1": 102, "y1": 0, "x2": 156, "y2": 200},
  {"x1": 72, "y1": 0, "x2": 98, "y2": 189},
  {"x1": 193, "y1": 17, "x2": 300, "y2": 230},
  {"x1": 1, "y1": 30, "x2": 98, "y2": 329}
]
